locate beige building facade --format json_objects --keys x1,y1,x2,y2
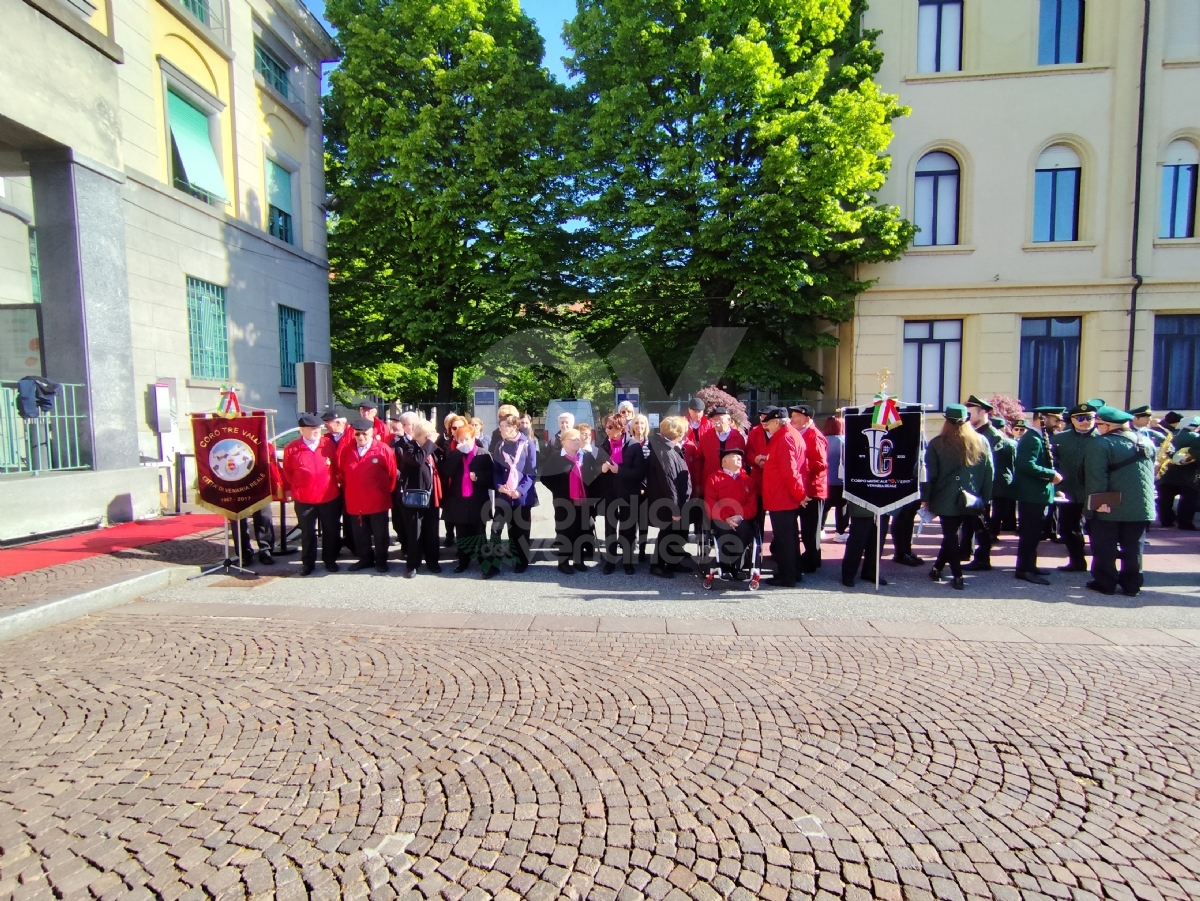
[
  {"x1": 0, "y1": 0, "x2": 336, "y2": 539},
  {"x1": 820, "y1": 0, "x2": 1200, "y2": 419}
]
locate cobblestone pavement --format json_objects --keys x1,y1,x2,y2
[{"x1": 2, "y1": 609, "x2": 1199, "y2": 901}]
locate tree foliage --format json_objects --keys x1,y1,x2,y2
[
  {"x1": 324, "y1": 0, "x2": 571, "y2": 402},
  {"x1": 563, "y1": 0, "x2": 912, "y2": 394}
]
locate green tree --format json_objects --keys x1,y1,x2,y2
[
  {"x1": 324, "y1": 0, "x2": 571, "y2": 402},
  {"x1": 565, "y1": 0, "x2": 912, "y2": 394}
]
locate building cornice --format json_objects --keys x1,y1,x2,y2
[
  {"x1": 271, "y1": 0, "x2": 340, "y2": 63},
  {"x1": 22, "y1": 0, "x2": 124, "y2": 62},
  {"x1": 902, "y1": 63, "x2": 1109, "y2": 86},
  {"x1": 857, "y1": 278, "x2": 1200, "y2": 300}
]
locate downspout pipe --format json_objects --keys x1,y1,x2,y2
[{"x1": 1125, "y1": 0, "x2": 1151, "y2": 410}]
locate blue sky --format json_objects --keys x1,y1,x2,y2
[{"x1": 302, "y1": 0, "x2": 577, "y2": 84}]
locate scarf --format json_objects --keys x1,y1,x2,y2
[
  {"x1": 461, "y1": 445, "x2": 475, "y2": 497},
  {"x1": 609, "y1": 440, "x2": 624, "y2": 466},
  {"x1": 502, "y1": 440, "x2": 525, "y2": 495},
  {"x1": 567, "y1": 453, "x2": 585, "y2": 500}
]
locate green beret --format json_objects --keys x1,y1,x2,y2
[
  {"x1": 965, "y1": 394, "x2": 994, "y2": 412},
  {"x1": 944, "y1": 404, "x2": 968, "y2": 422},
  {"x1": 1012, "y1": 418, "x2": 1029, "y2": 428},
  {"x1": 1086, "y1": 398, "x2": 1106, "y2": 409},
  {"x1": 1097, "y1": 406, "x2": 1133, "y2": 424},
  {"x1": 989, "y1": 416, "x2": 1005, "y2": 429}
]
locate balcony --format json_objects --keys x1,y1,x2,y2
[{"x1": 0, "y1": 382, "x2": 90, "y2": 475}]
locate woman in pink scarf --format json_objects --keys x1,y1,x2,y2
[
  {"x1": 539, "y1": 428, "x2": 597, "y2": 575},
  {"x1": 442, "y1": 421, "x2": 495, "y2": 577},
  {"x1": 490, "y1": 414, "x2": 538, "y2": 575}
]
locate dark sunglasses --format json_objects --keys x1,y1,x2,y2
[{"x1": 1071, "y1": 414, "x2": 1095, "y2": 421}]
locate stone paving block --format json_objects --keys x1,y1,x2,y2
[
  {"x1": 529, "y1": 615, "x2": 599, "y2": 633},
  {"x1": 869, "y1": 621, "x2": 954, "y2": 640},
  {"x1": 732, "y1": 620, "x2": 812, "y2": 637},
  {"x1": 1014, "y1": 626, "x2": 1112, "y2": 645},
  {"x1": 941, "y1": 624, "x2": 1033, "y2": 643},
  {"x1": 463, "y1": 614, "x2": 534, "y2": 631},
  {"x1": 1085, "y1": 628, "x2": 1190, "y2": 647},
  {"x1": 597, "y1": 616, "x2": 666, "y2": 633},
  {"x1": 334, "y1": 610, "x2": 411, "y2": 627},
  {"x1": 1162, "y1": 629, "x2": 1200, "y2": 646},
  {"x1": 665, "y1": 618, "x2": 736, "y2": 636},
  {"x1": 397, "y1": 612, "x2": 472, "y2": 629},
  {"x1": 802, "y1": 619, "x2": 879, "y2": 637}
]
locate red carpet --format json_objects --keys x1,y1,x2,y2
[{"x1": 0, "y1": 515, "x2": 226, "y2": 579}]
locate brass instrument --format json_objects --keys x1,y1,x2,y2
[{"x1": 1155, "y1": 431, "x2": 1175, "y2": 479}]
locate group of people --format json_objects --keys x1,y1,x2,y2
[{"x1": 275, "y1": 393, "x2": 1191, "y2": 594}]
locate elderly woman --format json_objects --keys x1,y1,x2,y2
[
  {"x1": 442, "y1": 418, "x2": 496, "y2": 577},
  {"x1": 630, "y1": 414, "x2": 653, "y2": 561},
  {"x1": 924, "y1": 404, "x2": 994, "y2": 590},
  {"x1": 490, "y1": 413, "x2": 539, "y2": 574},
  {"x1": 541, "y1": 427, "x2": 597, "y2": 574},
  {"x1": 595, "y1": 413, "x2": 648, "y2": 574},
  {"x1": 395, "y1": 419, "x2": 443, "y2": 577},
  {"x1": 646, "y1": 416, "x2": 691, "y2": 578}
]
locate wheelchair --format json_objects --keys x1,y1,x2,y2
[{"x1": 702, "y1": 518, "x2": 762, "y2": 591}]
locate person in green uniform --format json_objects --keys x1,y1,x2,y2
[
  {"x1": 961, "y1": 395, "x2": 999, "y2": 570},
  {"x1": 923, "y1": 404, "x2": 994, "y2": 590},
  {"x1": 1130, "y1": 406, "x2": 1168, "y2": 447},
  {"x1": 1083, "y1": 407, "x2": 1157, "y2": 596},
  {"x1": 1050, "y1": 401, "x2": 1101, "y2": 572},
  {"x1": 1158, "y1": 413, "x2": 1199, "y2": 529},
  {"x1": 1012, "y1": 406, "x2": 1064, "y2": 585},
  {"x1": 987, "y1": 415, "x2": 1018, "y2": 535}
]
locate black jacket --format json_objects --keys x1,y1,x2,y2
[
  {"x1": 646, "y1": 433, "x2": 690, "y2": 510},
  {"x1": 441, "y1": 447, "x2": 494, "y2": 525},
  {"x1": 394, "y1": 436, "x2": 439, "y2": 503},
  {"x1": 593, "y1": 435, "x2": 648, "y2": 503},
  {"x1": 540, "y1": 448, "x2": 598, "y2": 502}
]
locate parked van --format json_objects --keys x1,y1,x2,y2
[{"x1": 543, "y1": 398, "x2": 596, "y2": 444}]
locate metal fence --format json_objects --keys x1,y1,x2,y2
[{"x1": 0, "y1": 382, "x2": 90, "y2": 475}]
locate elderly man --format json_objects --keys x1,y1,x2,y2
[
  {"x1": 358, "y1": 400, "x2": 390, "y2": 444},
  {"x1": 788, "y1": 404, "x2": 828, "y2": 573},
  {"x1": 321, "y1": 411, "x2": 354, "y2": 557},
  {"x1": 760, "y1": 407, "x2": 808, "y2": 588},
  {"x1": 283, "y1": 413, "x2": 341, "y2": 575},
  {"x1": 1051, "y1": 401, "x2": 1101, "y2": 572},
  {"x1": 341, "y1": 418, "x2": 397, "y2": 573},
  {"x1": 1083, "y1": 407, "x2": 1156, "y2": 596}
]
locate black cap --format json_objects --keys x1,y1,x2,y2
[
  {"x1": 788, "y1": 404, "x2": 814, "y2": 417},
  {"x1": 761, "y1": 407, "x2": 787, "y2": 422},
  {"x1": 298, "y1": 413, "x2": 322, "y2": 427},
  {"x1": 720, "y1": 447, "x2": 746, "y2": 459},
  {"x1": 351, "y1": 417, "x2": 374, "y2": 432},
  {"x1": 1163, "y1": 411, "x2": 1183, "y2": 425},
  {"x1": 321, "y1": 411, "x2": 337, "y2": 422},
  {"x1": 1033, "y1": 406, "x2": 1066, "y2": 416},
  {"x1": 688, "y1": 398, "x2": 706, "y2": 412},
  {"x1": 965, "y1": 395, "x2": 994, "y2": 413},
  {"x1": 1068, "y1": 402, "x2": 1098, "y2": 417},
  {"x1": 707, "y1": 406, "x2": 729, "y2": 417},
  {"x1": 1129, "y1": 405, "x2": 1152, "y2": 416},
  {"x1": 358, "y1": 400, "x2": 377, "y2": 410}
]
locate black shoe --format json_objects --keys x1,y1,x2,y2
[
  {"x1": 1058, "y1": 562, "x2": 1088, "y2": 572},
  {"x1": 558, "y1": 561, "x2": 575, "y2": 575},
  {"x1": 649, "y1": 565, "x2": 674, "y2": 579},
  {"x1": 453, "y1": 561, "x2": 470, "y2": 573},
  {"x1": 349, "y1": 560, "x2": 373, "y2": 571},
  {"x1": 952, "y1": 576, "x2": 965, "y2": 590},
  {"x1": 513, "y1": 562, "x2": 529, "y2": 574},
  {"x1": 841, "y1": 577, "x2": 856, "y2": 587},
  {"x1": 1122, "y1": 588, "x2": 1140, "y2": 597},
  {"x1": 963, "y1": 560, "x2": 992, "y2": 572},
  {"x1": 258, "y1": 550, "x2": 274, "y2": 565},
  {"x1": 325, "y1": 561, "x2": 340, "y2": 573},
  {"x1": 767, "y1": 576, "x2": 796, "y2": 587},
  {"x1": 638, "y1": 549, "x2": 648, "y2": 563},
  {"x1": 929, "y1": 566, "x2": 943, "y2": 582},
  {"x1": 575, "y1": 561, "x2": 591, "y2": 573},
  {"x1": 623, "y1": 564, "x2": 636, "y2": 575},
  {"x1": 1179, "y1": 524, "x2": 1197, "y2": 531},
  {"x1": 1016, "y1": 571, "x2": 1050, "y2": 586},
  {"x1": 299, "y1": 564, "x2": 315, "y2": 576},
  {"x1": 602, "y1": 562, "x2": 616, "y2": 575},
  {"x1": 376, "y1": 563, "x2": 389, "y2": 573},
  {"x1": 241, "y1": 555, "x2": 257, "y2": 568},
  {"x1": 860, "y1": 575, "x2": 888, "y2": 586},
  {"x1": 482, "y1": 568, "x2": 498, "y2": 580},
  {"x1": 1085, "y1": 580, "x2": 1116, "y2": 595},
  {"x1": 893, "y1": 553, "x2": 924, "y2": 567},
  {"x1": 404, "y1": 569, "x2": 417, "y2": 579},
  {"x1": 428, "y1": 564, "x2": 443, "y2": 574}
]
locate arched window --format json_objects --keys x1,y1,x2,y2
[
  {"x1": 914, "y1": 152, "x2": 960, "y2": 246},
  {"x1": 1033, "y1": 145, "x2": 1081, "y2": 242},
  {"x1": 1160, "y1": 140, "x2": 1198, "y2": 239},
  {"x1": 917, "y1": 0, "x2": 962, "y2": 73},
  {"x1": 1039, "y1": 0, "x2": 1084, "y2": 65}
]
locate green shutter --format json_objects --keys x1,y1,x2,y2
[
  {"x1": 168, "y1": 91, "x2": 228, "y2": 201},
  {"x1": 267, "y1": 160, "x2": 292, "y2": 215}
]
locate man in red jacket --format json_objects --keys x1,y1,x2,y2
[
  {"x1": 358, "y1": 400, "x2": 390, "y2": 444},
  {"x1": 283, "y1": 414, "x2": 342, "y2": 575},
  {"x1": 704, "y1": 448, "x2": 759, "y2": 583},
  {"x1": 789, "y1": 404, "x2": 829, "y2": 573},
  {"x1": 760, "y1": 407, "x2": 808, "y2": 587},
  {"x1": 698, "y1": 407, "x2": 747, "y2": 488},
  {"x1": 341, "y1": 417, "x2": 397, "y2": 572},
  {"x1": 682, "y1": 398, "x2": 714, "y2": 542}
]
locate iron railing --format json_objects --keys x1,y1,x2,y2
[{"x1": 0, "y1": 382, "x2": 90, "y2": 475}]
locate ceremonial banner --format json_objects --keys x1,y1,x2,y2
[
  {"x1": 191, "y1": 412, "x2": 273, "y2": 519},
  {"x1": 841, "y1": 404, "x2": 924, "y2": 515}
]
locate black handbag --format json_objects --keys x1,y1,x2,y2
[{"x1": 401, "y1": 489, "x2": 431, "y2": 508}]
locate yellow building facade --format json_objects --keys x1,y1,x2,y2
[{"x1": 828, "y1": 0, "x2": 1200, "y2": 418}]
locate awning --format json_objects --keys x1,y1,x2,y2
[
  {"x1": 167, "y1": 91, "x2": 228, "y2": 201},
  {"x1": 267, "y1": 159, "x2": 291, "y2": 214}
]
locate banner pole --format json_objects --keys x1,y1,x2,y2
[{"x1": 875, "y1": 512, "x2": 881, "y2": 593}]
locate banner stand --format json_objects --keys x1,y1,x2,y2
[
  {"x1": 875, "y1": 513, "x2": 882, "y2": 594},
  {"x1": 188, "y1": 517, "x2": 254, "y2": 580}
]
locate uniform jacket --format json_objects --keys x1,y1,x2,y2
[
  {"x1": 283, "y1": 437, "x2": 340, "y2": 505},
  {"x1": 1012, "y1": 429, "x2": 1057, "y2": 504},
  {"x1": 1050, "y1": 427, "x2": 1098, "y2": 503},
  {"x1": 795, "y1": 424, "x2": 829, "y2": 500},
  {"x1": 698, "y1": 428, "x2": 747, "y2": 491},
  {"x1": 645, "y1": 433, "x2": 691, "y2": 515},
  {"x1": 761, "y1": 425, "x2": 808, "y2": 512},
  {"x1": 704, "y1": 469, "x2": 758, "y2": 523},
  {"x1": 921, "y1": 436, "x2": 994, "y2": 518},
  {"x1": 682, "y1": 416, "x2": 714, "y2": 497},
  {"x1": 593, "y1": 435, "x2": 648, "y2": 503},
  {"x1": 441, "y1": 445, "x2": 494, "y2": 526},
  {"x1": 1084, "y1": 429, "x2": 1156, "y2": 522},
  {"x1": 977, "y1": 424, "x2": 1016, "y2": 499},
  {"x1": 491, "y1": 434, "x2": 539, "y2": 508},
  {"x1": 340, "y1": 439, "x2": 397, "y2": 516},
  {"x1": 745, "y1": 423, "x2": 770, "y2": 489},
  {"x1": 395, "y1": 436, "x2": 441, "y2": 508}
]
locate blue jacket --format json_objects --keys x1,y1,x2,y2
[{"x1": 491, "y1": 434, "x2": 539, "y2": 507}]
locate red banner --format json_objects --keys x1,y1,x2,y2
[{"x1": 191, "y1": 412, "x2": 274, "y2": 519}]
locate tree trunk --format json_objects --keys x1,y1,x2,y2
[{"x1": 436, "y1": 359, "x2": 455, "y2": 403}]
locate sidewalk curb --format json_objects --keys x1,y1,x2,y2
[{"x1": 0, "y1": 567, "x2": 192, "y2": 643}]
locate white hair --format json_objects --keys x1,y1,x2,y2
[
  {"x1": 558, "y1": 411, "x2": 575, "y2": 427},
  {"x1": 398, "y1": 411, "x2": 418, "y2": 425}
]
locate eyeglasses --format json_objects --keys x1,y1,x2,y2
[
  {"x1": 1071, "y1": 414, "x2": 1095, "y2": 422},
  {"x1": 354, "y1": 430, "x2": 372, "y2": 436},
  {"x1": 1012, "y1": 426, "x2": 1027, "y2": 433}
]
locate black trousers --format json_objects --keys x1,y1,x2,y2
[
  {"x1": 889, "y1": 500, "x2": 919, "y2": 557},
  {"x1": 653, "y1": 518, "x2": 689, "y2": 568},
  {"x1": 990, "y1": 497, "x2": 1016, "y2": 536},
  {"x1": 351, "y1": 511, "x2": 389, "y2": 570},
  {"x1": 490, "y1": 503, "x2": 534, "y2": 567},
  {"x1": 959, "y1": 513, "x2": 989, "y2": 563},
  {"x1": 821, "y1": 485, "x2": 848, "y2": 534},
  {"x1": 391, "y1": 502, "x2": 408, "y2": 553},
  {"x1": 402, "y1": 506, "x2": 440, "y2": 572},
  {"x1": 799, "y1": 499, "x2": 824, "y2": 572},
  {"x1": 936, "y1": 515, "x2": 967, "y2": 578},
  {"x1": 842, "y1": 514, "x2": 890, "y2": 584},
  {"x1": 554, "y1": 500, "x2": 587, "y2": 564},
  {"x1": 454, "y1": 520, "x2": 487, "y2": 567},
  {"x1": 1088, "y1": 519, "x2": 1148, "y2": 594},
  {"x1": 237, "y1": 509, "x2": 275, "y2": 556},
  {"x1": 712, "y1": 519, "x2": 759, "y2": 572},
  {"x1": 1058, "y1": 502, "x2": 1087, "y2": 564},
  {"x1": 1158, "y1": 484, "x2": 1197, "y2": 527},
  {"x1": 1016, "y1": 502, "x2": 1047, "y2": 574},
  {"x1": 341, "y1": 508, "x2": 357, "y2": 556},
  {"x1": 294, "y1": 499, "x2": 341, "y2": 569},
  {"x1": 768, "y1": 507, "x2": 801, "y2": 586},
  {"x1": 601, "y1": 498, "x2": 639, "y2": 565},
  {"x1": 1043, "y1": 503, "x2": 1060, "y2": 540}
]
